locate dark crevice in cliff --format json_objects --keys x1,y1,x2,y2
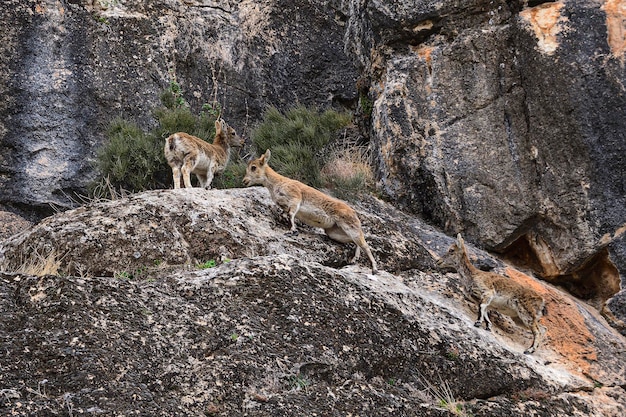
[
  {"x1": 503, "y1": 236, "x2": 621, "y2": 313},
  {"x1": 0, "y1": 201, "x2": 56, "y2": 223},
  {"x1": 382, "y1": 17, "x2": 443, "y2": 51},
  {"x1": 526, "y1": 0, "x2": 556, "y2": 8},
  {"x1": 552, "y1": 248, "x2": 621, "y2": 306},
  {"x1": 501, "y1": 231, "x2": 547, "y2": 276}
]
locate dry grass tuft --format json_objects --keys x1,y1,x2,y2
[
  {"x1": 321, "y1": 144, "x2": 374, "y2": 199},
  {"x1": 89, "y1": 175, "x2": 129, "y2": 202},
  {"x1": 417, "y1": 372, "x2": 469, "y2": 417},
  {"x1": 3, "y1": 248, "x2": 64, "y2": 277}
]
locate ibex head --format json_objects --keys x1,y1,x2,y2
[
  {"x1": 215, "y1": 119, "x2": 244, "y2": 147},
  {"x1": 436, "y1": 233, "x2": 466, "y2": 270},
  {"x1": 243, "y1": 149, "x2": 271, "y2": 187}
]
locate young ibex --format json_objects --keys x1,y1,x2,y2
[
  {"x1": 164, "y1": 119, "x2": 244, "y2": 189},
  {"x1": 438, "y1": 234, "x2": 546, "y2": 354},
  {"x1": 243, "y1": 149, "x2": 378, "y2": 274}
]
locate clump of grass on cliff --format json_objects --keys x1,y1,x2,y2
[
  {"x1": 321, "y1": 142, "x2": 374, "y2": 200},
  {"x1": 1, "y1": 247, "x2": 63, "y2": 277},
  {"x1": 91, "y1": 81, "x2": 245, "y2": 196},
  {"x1": 251, "y1": 105, "x2": 353, "y2": 188}
]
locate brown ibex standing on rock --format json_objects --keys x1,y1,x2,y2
[
  {"x1": 164, "y1": 119, "x2": 244, "y2": 189},
  {"x1": 438, "y1": 234, "x2": 546, "y2": 354},
  {"x1": 243, "y1": 149, "x2": 378, "y2": 274}
]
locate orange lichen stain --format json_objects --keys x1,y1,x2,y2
[
  {"x1": 410, "y1": 45, "x2": 435, "y2": 91},
  {"x1": 602, "y1": 0, "x2": 626, "y2": 57},
  {"x1": 414, "y1": 45, "x2": 434, "y2": 65},
  {"x1": 520, "y1": 2, "x2": 567, "y2": 55},
  {"x1": 506, "y1": 267, "x2": 597, "y2": 375},
  {"x1": 35, "y1": 4, "x2": 46, "y2": 14}
]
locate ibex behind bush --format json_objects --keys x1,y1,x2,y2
[
  {"x1": 243, "y1": 149, "x2": 378, "y2": 274},
  {"x1": 164, "y1": 119, "x2": 243, "y2": 189},
  {"x1": 438, "y1": 234, "x2": 546, "y2": 354}
]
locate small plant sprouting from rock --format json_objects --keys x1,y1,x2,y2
[
  {"x1": 445, "y1": 345, "x2": 460, "y2": 361},
  {"x1": 159, "y1": 78, "x2": 187, "y2": 110},
  {"x1": 359, "y1": 93, "x2": 373, "y2": 118},
  {"x1": 196, "y1": 258, "x2": 234, "y2": 269},
  {"x1": 202, "y1": 102, "x2": 222, "y2": 118},
  {"x1": 197, "y1": 259, "x2": 217, "y2": 269},
  {"x1": 2, "y1": 248, "x2": 64, "y2": 277},
  {"x1": 114, "y1": 271, "x2": 131, "y2": 280},
  {"x1": 287, "y1": 374, "x2": 310, "y2": 392},
  {"x1": 114, "y1": 267, "x2": 146, "y2": 280},
  {"x1": 94, "y1": 15, "x2": 109, "y2": 24},
  {"x1": 418, "y1": 372, "x2": 469, "y2": 417}
]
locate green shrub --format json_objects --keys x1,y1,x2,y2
[
  {"x1": 152, "y1": 106, "x2": 217, "y2": 141},
  {"x1": 92, "y1": 82, "x2": 239, "y2": 195},
  {"x1": 160, "y1": 80, "x2": 187, "y2": 109},
  {"x1": 95, "y1": 117, "x2": 169, "y2": 193},
  {"x1": 250, "y1": 106, "x2": 351, "y2": 187},
  {"x1": 212, "y1": 159, "x2": 248, "y2": 189},
  {"x1": 93, "y1": 94, "x2": 354, "y2": 196}
]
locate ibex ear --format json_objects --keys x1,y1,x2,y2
[
  {"x1": 262, "y1": 149, "x2": 272, "y2": 165},
  {"x1": 216, "y1": 119, "x2": 227, "y2": 134},
  {"x1": 456, "y1": 233, "x2": 465, "y2": 248}
]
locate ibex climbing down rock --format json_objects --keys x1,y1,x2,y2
[
  {"x1": 243, "y1": 149, "x2": 378, "y2": 274},
  {"x1": 438, "y1": 234, "x2": 546, "y2": 354},
  {"x1": 164, "y1": 119, "x2": 244, "y2": 189}
]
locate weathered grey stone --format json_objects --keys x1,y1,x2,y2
[
  {"x1": 345, "y1": 0, "x2": 626, "y2": 322},
  {"x1": 0, "y1": 188, "x2": 436, "y2": 277},
  {"x1": 0, "y1": 189, "x2": 625, "y2": 415},
  {"x1": 1, "y1": 1, "x2": 626, "y2": 412}
]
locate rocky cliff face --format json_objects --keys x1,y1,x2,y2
[
  {"x1": 344, "y1": 0, "x2": 626, "y2": 329},
  {"x1": 1, "y1": 0, "x2": 624, "y2": 319},
  {"x1": 1, "y1": 0, "x2": 626, "y2": 413},
  {"x1": 0, "y1": 0, "x2": 358, "y2": 216},
  {"x1": 0, "y1": 188, "x2": 625, "y2": 415}
]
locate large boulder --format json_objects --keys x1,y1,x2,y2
[
  {"x1": 345, "y1": 0, "x2": 626, "y2": 322},
  {"x1": 0, "y1": 188, "x2": 436, "y2": 276},
  {"x1": 0, "y1": 188, "x2": 625, "y2": 415}
]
